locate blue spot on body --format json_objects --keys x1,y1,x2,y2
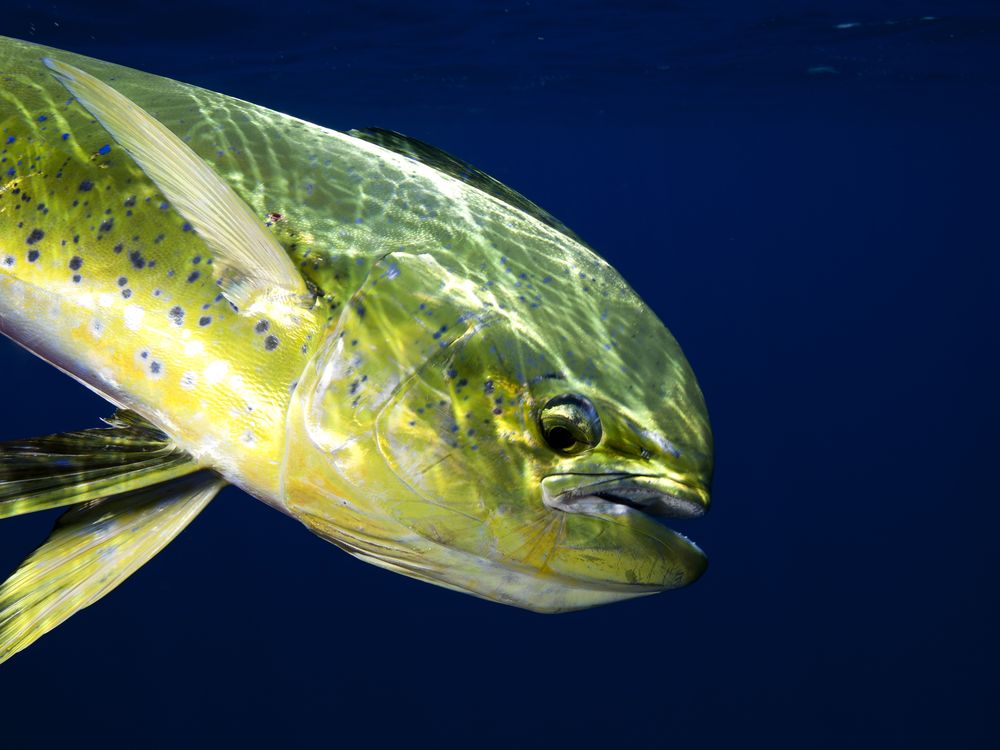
[
  {"x1": 37, "y1": 115, "x2": 47, "y2": 122},
  {"x1": 98, "y1": 144, "x2": 111, "y2": 155},
  {"x1": 61, "y1": 133, "x2": 69, "y2": 141}
]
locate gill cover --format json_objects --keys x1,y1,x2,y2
[{"x1": 282, "y1": 252, "x2": 705, "y2": 611}]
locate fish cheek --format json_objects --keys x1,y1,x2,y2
[
  {"x1": 373, "y1": 329, "x2": 560, "y2": 568},
  {"x1": 283, "y1": 251, "x2": 511, "y2": 542}
]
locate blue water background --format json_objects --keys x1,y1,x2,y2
[{"x1": 1, "y1": 2, "x2": 997, "y2": 747}]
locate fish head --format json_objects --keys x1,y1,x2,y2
[{"x1": 283, "y1": 244, "x2": 712, "y2": 612}]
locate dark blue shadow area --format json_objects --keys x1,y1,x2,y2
[{"x1": 0, "y1": 2, "x2": 997, "y2": 748}]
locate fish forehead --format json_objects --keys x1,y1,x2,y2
[
  {"x1": 423, "y1": 220, "x2": 684, "y2": 414},
  {"x1": 399, "y1": 219, "x2": 708, "y2": 460}
]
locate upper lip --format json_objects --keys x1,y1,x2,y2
[{"x1": 541, "y1": 474, "x2": 709, "y2": 520}]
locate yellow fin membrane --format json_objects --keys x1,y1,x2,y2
[
  {"x1": 0, "y1": 473, "x2": 224, "y2": 664},
  {"x1": 43, "y1": 57, "x2": 310, "y2": 310}
]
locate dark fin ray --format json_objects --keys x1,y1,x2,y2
[
  {"x1": 0, "y1": 472, "x2": 224, "y2": 664},
  {"x1": 0, "y1": 410, "x2": 200, "y2": 519},
  {"x1": 347, "y1": 127, "x2": 592, "y2": 248}
]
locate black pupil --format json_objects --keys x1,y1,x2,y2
[{"x1": 545, "y1": 425, "x2": 578, "y2": 452}]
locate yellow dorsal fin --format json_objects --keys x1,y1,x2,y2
[
  {"x1": 0, "y1": 473, "x2": 224, "y2": 664},
  {"x1": 43, "y1": 57, "x2": 310, "y2": 311}
]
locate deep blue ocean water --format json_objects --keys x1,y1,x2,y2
[{"x1": 1, "y1": 2, "x2": 997, "y2": 747}]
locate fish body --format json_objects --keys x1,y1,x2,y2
[{"x1": 0, "y1": 36, "x2": 714, "y2": 662}]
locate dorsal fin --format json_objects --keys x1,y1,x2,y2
[{"x1": 347, "y1": 127, "x2": 591, "y2": 248}]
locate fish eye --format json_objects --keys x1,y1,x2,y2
[{"x1": 538, "y1": 394, "x2": 603, "y2": 455}]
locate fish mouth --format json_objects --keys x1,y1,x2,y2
[
  {"x1": 540, "y1": 472, "x2": 710, "y2": 590},
  {"x1": 541, "y1": 473, "x2": 709, "y2": 522}
]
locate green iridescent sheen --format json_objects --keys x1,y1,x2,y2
[{"x1": 1, "y1": 35, "x2": 713, "y2": 618}]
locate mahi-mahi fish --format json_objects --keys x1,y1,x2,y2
[{"x1": 0, "y1": 36, "x2": 713, "y2": 663}]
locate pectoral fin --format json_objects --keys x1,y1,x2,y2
[
  {"x1": 0, "y1": 472, "x2": 224, "y2": 664},
  {"x1": 0, "y1": 410, "x2": 200, "y2": 519},
  {"x1": 43, "y1": 57, "x2": 310, "y2": 310}
]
